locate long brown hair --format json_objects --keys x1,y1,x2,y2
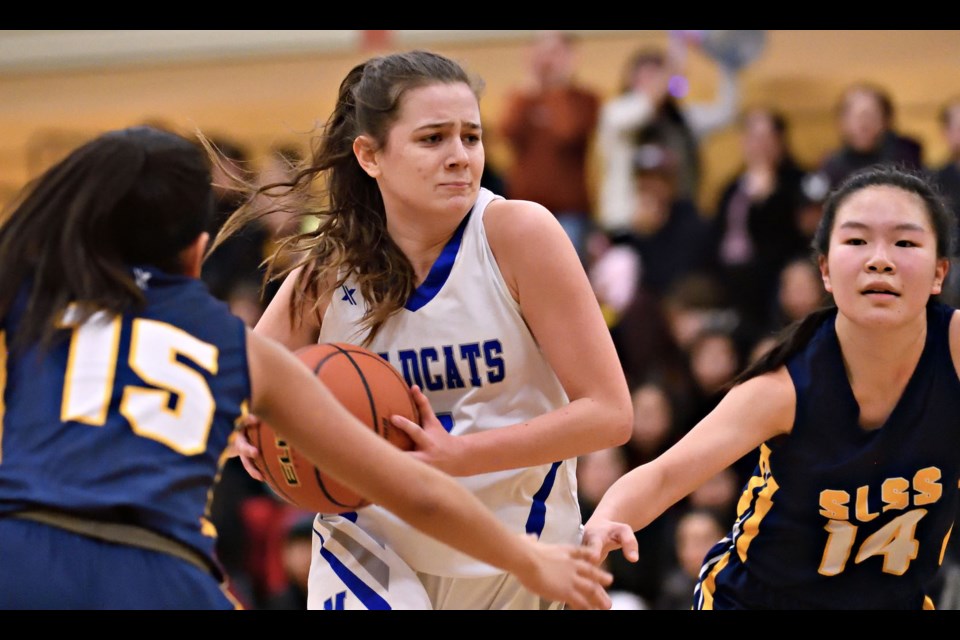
[
  {"x1": 207, "y1": 50, "x2": 484, "y2": 345},
  {"x1": 0, "y1": 126, "x2": 214, "y2": 351}
]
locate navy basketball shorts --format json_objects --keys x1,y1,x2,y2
[{"x1": 0, "y1": 517, "x2": 238, "y2": 609}]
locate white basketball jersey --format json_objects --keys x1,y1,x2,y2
[{"x1": 318, "y1": 188, "x2": 581, "y2": 578}]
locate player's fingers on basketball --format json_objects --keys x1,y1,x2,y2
[
  {"x1": 389, "y1": 414, "x2": 430, "y2": 450},
  {"x1": 239, "y1": 453, "x2": 265, "y2": 481},
  {"x1": 233, "y1": 430, "x2": 259, "y2": 457},
  {"x1": 239, "y1": 412, "x2": 261, "y2": 428},
  {"x1": 408, "y1": 385, "x2": 441, "y2": 426}
]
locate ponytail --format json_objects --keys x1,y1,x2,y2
[{"x1": 725, "y1": 305, "x2": 836, "y2": 391}]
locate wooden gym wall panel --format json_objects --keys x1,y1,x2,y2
[{"x1": 2, "y1": 30, "x2": 959, "y2": 214}]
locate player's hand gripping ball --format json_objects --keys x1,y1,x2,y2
[{"x1": 245, "y1": 342, "x2": 419, "y2": 514}]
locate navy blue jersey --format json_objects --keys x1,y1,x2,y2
[
  {"x1": 0, "y1": 266, "x2": 250, "y2": 578},
  {"x1": 697, "y1": 303, "x2": 960, "y2": 609}
]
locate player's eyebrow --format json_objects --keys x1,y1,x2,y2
[{"x1": 838, "y1": 220, "x2": 926, "y2": 232}]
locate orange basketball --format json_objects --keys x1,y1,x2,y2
[{"x1": 246, "y1": 342, "x2": 419, "y2": 514}]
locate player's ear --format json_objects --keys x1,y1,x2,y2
[
  {"x1": 818, "y1": 254, "x2": 833, "y2": 294},
  {"x1": 353, "y1": 135, "x2": 381, "y2": 179},
  {"x1": 933, "y1": 257, "x2": 950, "y2": 295},
  {"x1": 181, "y1": 232, "x2": 210, "y2": 278}
]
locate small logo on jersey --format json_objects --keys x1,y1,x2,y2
[
  {"x1": 341, "y1": 285, "x2": 357, "y2": 306},
  {"x1": 324, "y1": 592, "x2": 347, "y2": 610},
  {"x1": 133, "y1": 268, "x2": 152, "y2": 290}
]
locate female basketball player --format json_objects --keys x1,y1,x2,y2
[
  {"x1": 222, "y1": 50, "x2": 633, "y2": 609},
  {"x1": 0, "y1": 126, "x2": 614, "y2": 610},
  {"x1": 582, "y1": 165, "x2": 960, "y2": 609}
]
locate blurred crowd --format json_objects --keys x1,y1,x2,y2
[{"x1": 180, "y1": 31, "x2": 960, "y2": 609}]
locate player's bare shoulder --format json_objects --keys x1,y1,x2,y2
[
  {"x1": 726, "y1": 367, "x2": 797, "y2": 439},
  {"x1": 482, "y1": 199, "x2": 571, "y2": 297},
  {"x1": 483, "y1": 198, "x2": 563, "y2": 247}
]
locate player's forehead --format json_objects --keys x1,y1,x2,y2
[
  {"x1": 395, "y1": 82, "x2": 480, "y2": 132},
  {"x1": 833, "y1": 185, "x2": 932, "y2": 234}
]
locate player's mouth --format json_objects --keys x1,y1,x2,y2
[{"x1": 861, "y1": 283, "x2": 900, "y2": 297}]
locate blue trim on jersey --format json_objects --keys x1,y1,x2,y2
[
  {"x1": 404, "y1": 212, "x2": 471, "y2": 312},
  {"x1": 316, "y1": 531, "x2": 392, "y2": 610},
  {"x1": 525, "y1": 461, "x2": 561, "y2": 537}
]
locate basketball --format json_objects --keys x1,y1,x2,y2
[{"x1": 245, "y1": 342, "x2": 420, "y2": 514}]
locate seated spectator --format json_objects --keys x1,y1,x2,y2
[
  {"x1": 767, "y1": 256, "x2": 830, "y2": 332},
  {"x1": 655, "y1": 507, "x2": 727, "y2": 610},
  {"x1": 706, "y1": 106, "x2": 809, "y2": 342},
  {"x1": 817, "y1": 82, "x2": 924, "y2": 192},
  {"x1": 623, "y1": 381, "x2": 685, "y2": 470},
  {"x1": 606, "y1": 143, "x2": 712, "y2": 299},
  {"x1": 931, "y1": 95, "x2": 960, "y2": 306},
  {"x1": 263, "y1": 514, "x2": 314, "y2": 610}
]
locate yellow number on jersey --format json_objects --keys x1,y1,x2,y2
[
  {"x1": 59, "y1": 306, "x2": 219, "y2": 455},
  {"x1": 819, "y1": 509, "x2": 926, "y2": 576}
]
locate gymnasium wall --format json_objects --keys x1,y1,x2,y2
[{"x1": 2, "y1": 30, "x2": 959, "y2": 215}]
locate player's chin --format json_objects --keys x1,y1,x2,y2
[
  {"x1": 435, "y1": 185, "x2": 478, "y2": 206},
  {"x1": 852, "y1": 303, "x2": 917, "y2": 327}
]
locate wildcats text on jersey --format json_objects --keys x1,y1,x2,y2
[{"x1": 378, "y1": 339, "x2": 504, "y2": 392}]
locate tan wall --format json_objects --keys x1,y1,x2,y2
[{"x1": 3, "y1": 30, "x2": 960, "y2": 214}]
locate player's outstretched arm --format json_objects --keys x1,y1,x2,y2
[
  {"x1": 245, "y1": 328, "x2": 614, "y2": 609},
  {"x1": 583, "y1": 370, "x2": 795, "y2": 558}
]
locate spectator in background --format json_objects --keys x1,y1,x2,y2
[
  {"x1": 931, "y1": 95, "x2": 960, "y2": 307},
  {"x1": 263, "y1": 514, "x2": 314, "y2": 610},
  {"x1": 624, "y1": 380, "x2": 693, "y2": 600},
  {"x1": 706, "y1": 106, "x2": 809, "y2": 343},
  {"x1": 605, "y1": 143, "x2": 711, "y2": 298},
  {"x1": 933, "y1": 95, "x2": 960, "y2": 220},
  {"x1": 686, "y1": 467, "x2": 740, "y2": 525},
  {"x1": 596, "y1": 33, "x2": 742, "y2": 233},
  {"x1": 656, "y1": 507, "x2": 727, "y2": 610},
  {"x1": 592, "y1": 260, "x2": 687, "y2": 391},
  {"x1": 500, "y1": 30, "x2": 601, "y2": 266},
  {"x1": 590, "y1": 144, "x2": 712, "y2": 394},
  {"x1": 684, "y1": 326, "x2": 757, "y2": 488},
  {"x1": 796, "y1": 170, "x2": 830, "y2": 247},
  {"x1": 250, "y1": 142, "x2": 312, "y2": 308},
  {"x1": 928, "y1": 97, "x2": 960, "y2": 573},
  {"x1": 817, "y1": 82, "x2": 924, "y2": 192},
  {"x1": 683, "y1": 325, "x2": 741, "y2": 428},
  {"x1": 255, "y1": 143, "x2": 308, "y2": 241},
  {"x1": 659, "y1": 272, "x2": 733, "y2": 356},
  {"x1": 623, "y1": 381, "x2": 685, "y2": 471},
  {"x1": 767, "y1": 256, "x2": 830, "y2": 333}
]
